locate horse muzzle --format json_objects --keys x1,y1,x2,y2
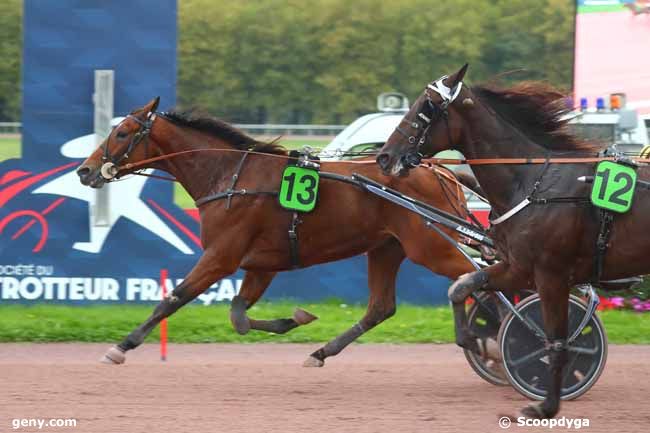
[
  {"x1": 402, "y1": 152, "x2": 423, "y2": 168},
  {"x1": 377, "y1": 151, "x2": 411, "y2": 177},
  {"x1": 77, "y1": 164, "x2": 111, "y2": 188}
]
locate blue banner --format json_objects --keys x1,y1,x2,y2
[{"x1": 1, "y1": 0, "x2": 451, "y2": 306}]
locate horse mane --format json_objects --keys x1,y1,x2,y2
[
  {"x1": 160, "y1": 111, "x2": 287, "y2": 155},
  {"x1": 471, "y1": 81, "x2": 604, "y2": 153}
]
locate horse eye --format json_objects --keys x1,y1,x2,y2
[{"x1": 116, "y1": 131, "x2": 128, "y2": 139}]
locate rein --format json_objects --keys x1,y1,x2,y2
[
  {"x1": 117, "y1": 148, "x2": 383, "y2": 173},
  {"x1": 118, "y1": 148, "x2": 650, "y2": 175},
  {"x1": 419, "y1": 156, "x2": 650, "y2": 166}
]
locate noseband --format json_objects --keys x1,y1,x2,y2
[
  {"x1": 395, "y1": 75, "x2": 463, "y2": 167},
  {"x1": 100, "y1": 111, "x2": 156, "y2": 179}
]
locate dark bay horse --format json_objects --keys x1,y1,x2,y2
[
  {"x1": 77, "y1": 97, "x2": 476, "y2": 367},
  {"x1": 376, "y1": 64, "x2": 650, "y2": 418}
]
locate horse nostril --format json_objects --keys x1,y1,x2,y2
[
  {"x1": 376, "y1": 153, "x2": 391, "y2": 170},
  {"x1": 77, "y1": 166, "x2": 91, "y2": 179}
]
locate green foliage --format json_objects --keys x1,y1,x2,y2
[
  {"x1": 178, "y1": 0, "x2": 576, "y2": 123},
  {"x1": 1, "y1": 1, "x2": 577, "y2": 123},
  {"x1": 1, "y1": 303, "x2": 648, "y2": 344},
  {"x1": 635, "y1": 278, "x2": 650, "y2": 300},
  {"x1": 0, "y1": 0, "x2": 21, "y2": 121}
]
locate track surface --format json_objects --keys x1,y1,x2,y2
[{"x1": 1, "y1": 344, "x2": 649, "y2": 433}]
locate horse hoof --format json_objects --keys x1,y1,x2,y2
[
  {"x1": 457, "y1": 334, "x2": 480, "y2": 354},
  {"x1": 303, "y1": 356, "x2": 325, "y2": 368},
  {"x1": 294, "y1": 308, "x2": 318, "y2": 325},
  {"x1": 101, "y1": 346, "x2": 126, "y2": 365},
  {"x1": 520, "y1": 404, "x2": 548, "y2": 419}
]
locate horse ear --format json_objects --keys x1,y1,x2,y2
[
  {"x1": 448, "y1": 64, "x2": 469, "y2": 87},
  {"x1": 143, "y1": 97, "x2": 160, "y2": 114}
]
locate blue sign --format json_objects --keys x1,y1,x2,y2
[
  {"x1": 1, "y1": 0, "x2": 451, "y2": 306},
  {"x1": 22, "y1": 0, "x2": 178, "y2": 167}
]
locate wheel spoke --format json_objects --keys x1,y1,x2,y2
[
  {"x1": 567, "y1": 345, "x2": 599, "y2": 356},
  {"x1": 509, "y1": 347, "x2": 546, "y2": 368},
  {"x1": 472, "y1": 295, "x2": 501, "y2": 323}
]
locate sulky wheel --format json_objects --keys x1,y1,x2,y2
[
  {"x1": 463, "y1": 292, "x2": 509, "y2": 386},
  {"x1": 498, "y1": 294, "x2": 608, "y2": 401}
]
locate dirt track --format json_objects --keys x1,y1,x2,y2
[{"x1": 1, "y1": 343, "x2": 649, "y2": 433}]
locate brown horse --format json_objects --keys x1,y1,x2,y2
[
  {"x1": 77, "y1": 98, "x2": 476, "y2": 367},
  {"x1": 377, "y1": 64, "x2": 650, "y2": 418}
]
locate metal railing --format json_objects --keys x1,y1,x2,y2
[
  {"x1": 0, "y1": 122, "x2": 21, "y2": 134},
  {"x1": 233, "y1": 124, "x2": 345, "y2": 136},
  {"x1": 0, "y1": 122, "x2": 344, "y2": 136}
]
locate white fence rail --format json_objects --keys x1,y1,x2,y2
[
  {"x1": 233, "y1": 124, "x2": 345, "y2": 136},
  {"x1": 0, "y1": 122, "x2": 21, "y2": 134},
  {"x1": 0, "y1": 122, "x2": 344, "y2": 136}
]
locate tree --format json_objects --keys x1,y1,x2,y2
[{"x1": 0, "y1": 0, "x2": 22, "y2": 121}]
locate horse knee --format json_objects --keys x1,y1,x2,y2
[{"x1": 448, "y1": 271, "x2": 489, "y2": 303}]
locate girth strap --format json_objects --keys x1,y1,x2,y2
[
  {"x1": 593, "y1": 209, "x2": 614, "y2": 283},
  {"x1": 194, "y1": 152, "x2": 280, "y2": 208},
  {"x1": 288, "y1": 212, "x2": 302, "y2": 269},
  {"x1": 226, "y1": 153, "x2": 249, "y2": 209}
]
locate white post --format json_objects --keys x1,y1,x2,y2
[{"x1": 93, "y1": 70, "x2": 114, "y2": 227}]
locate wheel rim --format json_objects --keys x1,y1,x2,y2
[
  {"x1": 464, "y1": 293, "x2": 508, "y2": 386},
  {"x1": 499, "y1": 295, "x2": 607, "y2": 401}
]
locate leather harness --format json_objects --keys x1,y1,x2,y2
[{"x1": 191, "y1": 152, "x2": 364, "y2": 270}]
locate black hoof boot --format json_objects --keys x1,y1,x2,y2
[
  {"x1": 521, "y1": 403, "x2": 553, "y2": 419},
  {"x1": 456, "y1": 331, "x2": 480, "y2": 354}
]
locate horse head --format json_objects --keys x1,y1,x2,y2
[
  {"x1": 376, "y1": 64, "x2": 473, "y2": 177},
  {"x1": 77, "y1": 97, "x2": 161, "y2": 188}
]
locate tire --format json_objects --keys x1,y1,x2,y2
[
  {"x1": 463, "y1": 292, "x2": 509, "y2": 386},
  {"x1": 498, "y1": 294, "x2": 608, "y2": 401}
]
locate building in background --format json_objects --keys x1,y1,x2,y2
[{"x1": 574, "y1": 0, "x2": 650, "y2": 117}]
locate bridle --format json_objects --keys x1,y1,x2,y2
[
  {"x1": 100, "y1": 111, "x2": 157, "y2": 180},
  {"x1": 395, "y1": 75, "x2": 463, "y2": 168}
]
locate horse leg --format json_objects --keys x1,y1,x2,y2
[
  {"x1": 304, "y1": 238, "x2": 404, "y2": 367},
  {"x1": 448, "y1": 261, "x2": 520, "y2": 353},
  {"x1": 230, "y1": 271, "x2": 317, "y2": 335},
  {"x1": 521, "y1": 273, "x2": 570, "y2": 419},
  {"x1": 101, "y1": 251, "x2": 236, "y2": 364}
]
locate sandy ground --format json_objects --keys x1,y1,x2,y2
[{"x1": 1, "y1": 343, "x2": 649, "y2": 433}]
